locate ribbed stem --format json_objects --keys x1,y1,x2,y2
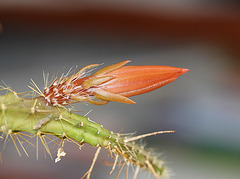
[{"x1": 0, "y1": 92, "x2": 168, "y2": 178}]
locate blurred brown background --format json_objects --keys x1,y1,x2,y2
[{"x1": 0, "y1": 1, "x2": 240, "y2": 179}]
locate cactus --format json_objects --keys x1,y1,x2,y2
[
  {"x1": 0, "y1": 61, "x2": 189, "y2": 178},
  {"x1": 0, "y1": 90, "x2": 170, "y2": 178}
]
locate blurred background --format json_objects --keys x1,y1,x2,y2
[{"x1": 0, "y1": 1, "x2": 240, "y2": 179}]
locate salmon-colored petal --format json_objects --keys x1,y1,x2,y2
[{"x1": 100, "y1": 66, "x2": 189, "y2": 97}]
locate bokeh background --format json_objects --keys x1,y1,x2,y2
[{"x1": 0, "y1": 1, "x2": 240, "y2": 179}]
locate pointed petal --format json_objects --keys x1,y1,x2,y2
[
  {"x1": 82, "y1": 76, "x2": 114, "y2": 89},
  {"x1": 93, "y1": 60, "x2": 131, "y2": 77},
  {"x1": 93, "y1": 88, "x2": 136, "y2": 104},
  {"x1": 100, "y1": 66, "x2": 189, "y2": 97}
]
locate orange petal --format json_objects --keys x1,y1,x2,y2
[{"x1": 99, "y1": 66, "x2": 189, "y2": 97}]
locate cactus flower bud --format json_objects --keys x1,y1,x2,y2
[{"x1": 43, "y1": 61, "x2": 189, "y2": 105}]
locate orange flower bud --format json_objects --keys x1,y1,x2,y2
[
  {"x1": 100, "y1": 65, "x2": 189, "y2": 97},
  {"x1": 43, "y1": 61, "x2": 189, "y2": 106}
]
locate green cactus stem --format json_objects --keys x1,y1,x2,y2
[{"x1": 0, "y1": 90, "x2": 169, "y2": 179}]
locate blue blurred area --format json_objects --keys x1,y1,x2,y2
[{"x1": 0, "y1": 1, "x2": 240, "y2": 179}]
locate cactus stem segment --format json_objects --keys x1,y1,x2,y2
[{"x1": 0, "y1": 90, "x2": 170, "y2": 179}]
